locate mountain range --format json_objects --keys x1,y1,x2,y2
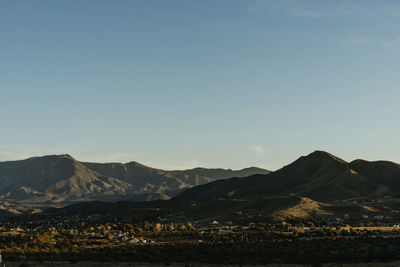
[
  {"x1": 175, "y1": 150, "x2": 400, "y2": 203},
  {"x1": 3, "y1": 150, "x2": 400, "y2": 221},
  {"x1": 45, "y1": 150, "x2": 400, "y2": 222},
  {"x1": 0, "y1": 154, "x2": 269, "y2": 213}
]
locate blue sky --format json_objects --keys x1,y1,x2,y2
[{"x1": 1, "y1": 0, "x2": 400, "y2": 170}]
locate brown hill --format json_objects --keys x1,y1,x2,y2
[
  {"x1": 44, "y1": 195, "x2": 400, "y2": 223},
  {"x1": 43, "y1": 150, "x2": 400, "y2": 223},
  {"x1": 0, "y1": 154, "x2": 269, "y2": 213},
  {"x1": 175, "y1": 151, "x2": 400, "y2": 203}
]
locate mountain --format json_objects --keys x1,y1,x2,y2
[
  {"x1": 6, "y1": 150, "x2": 400, "y2": 220},
  {"x1": 42, "y1": 150, "x2": 400, "y2": 223},
  {"x1": 0, "y1": 155, "x2": 133, "y2": 202},
  {"x1": 175, "y1": 150, "x2": 400, "y2": 203},
  {"x1": 0, "y1": 154, "x2": 269, "y2": 213},
  {"x1": 82, "y1": 161, "x2": 269, "y2": 198}
]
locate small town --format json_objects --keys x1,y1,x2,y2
[{"x1": 0, "y1": 213, "x2": 400, "y2": 265}]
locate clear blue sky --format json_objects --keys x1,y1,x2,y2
[{"x1": 1, "y1": 0, "x2": 400, "y2": 170}]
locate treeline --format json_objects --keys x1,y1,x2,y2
[{"x1": 3, "y1": 236, "x2": 400, "y2": 265}]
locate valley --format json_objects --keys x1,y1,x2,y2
[{"x1": 3, "y1": 151, "x2": 400, "y2": 265}]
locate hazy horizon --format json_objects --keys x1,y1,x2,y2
[
  {"x1": 2, "y1": 0, "x2": 400, "y2": 170},
  {"x1": 0, "y1": 149, "x2": 398, "y2": 172}
]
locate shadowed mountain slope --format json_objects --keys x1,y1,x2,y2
[
  {"x1": 43, "y1": 151, "x2": 400, "y2": 223},
  {"x1": 175, "y1": 151, "x2": 400, "y2": 203},
  {"x1": 44, "y1": 194, "x2": 400, "y2": 223},
  {"x1": 349, "y1": 160, "x2": 400, "y2": 192}
]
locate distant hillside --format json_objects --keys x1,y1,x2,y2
[
  {"x1": 82, "y1": 161, "x2": 269, "y2": 198},
  {"x1": 0, "y1": 154, "x2": 269, "y2": 213},
  {"x1": 44, "y1": 195, "x2": 400, "y2": 223},
  {"x1": 42, "y1": 150, "x2": 400, "y2": 223},
  {"x1": 175, "y1": 151, "x2": 400, "y2": 203}
]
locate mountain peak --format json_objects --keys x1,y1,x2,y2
[
  {"x1": 307, "y1": 150, "x2": 347, "y2": 164},
  {"x1": 58, "y1": 154, "x2": 74, "y2": 160}
]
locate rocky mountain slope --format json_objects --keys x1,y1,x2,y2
[
  {"x1": 42, "y1": 150, "x2": 400, "y2": 222},
  {"x1": 0, "y1": 154, "x2": 269, "y2": 212}
]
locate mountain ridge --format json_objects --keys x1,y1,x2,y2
[
  {"x1": 175, "y1": 150, "x2": 400, "y2": 203},
  {"x1": 0, "y1": 154, "x2": 269, "y2": 213},
  {"x1": 42, "y1": 150, "x2": 400, "y2": 223}
]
